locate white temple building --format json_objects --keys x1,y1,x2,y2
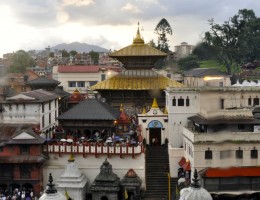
[{"x1": 56, "y1": 154, "x2": 88, "y2": 200}]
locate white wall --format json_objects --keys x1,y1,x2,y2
[{"x1": 43, "y1": 154, "x2": 145, "y2": 193}]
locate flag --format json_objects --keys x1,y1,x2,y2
[
  {"x1": 175, "y1": 185, "x2": 180, "y2": 196},
  {"x1": 124, "y1": 188, "x2": 128, "y2": 199},
  {"x1": 65, "y1": 188, "x2": 71, "y2": 200}
]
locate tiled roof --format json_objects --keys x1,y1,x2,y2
[
  {"x1": 58, "y1": 99, "x2": 120, "y2": 120},
  {"x1": 183, "y1": 68, "x2": 230, "y2": 77},
  {"x1": 0, "y1": 155, "x2": 47, "y2": 163},
  {"x1": 58, "y1": 65, "x2": 100, "y2": 73},
  {"x1": 91, "y1": 70, "x2": 184, "y2": 90},
  {"x1": 26, "y1": 76, "x2": 60, "y2": 85},
  {"x1": 0, "y1": 123, "x2": 35, "y2": 142}
]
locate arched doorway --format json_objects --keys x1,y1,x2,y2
[
  {"x1": 101, "y1": 196, "x2": 108, "y2": 200},
  {"x1": 148, "y1": 120, "x2": 163, "y2": 146}
]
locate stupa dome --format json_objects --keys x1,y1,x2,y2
[{"x1": 180, "y1": 169, "x2": 212, "y2": 200}]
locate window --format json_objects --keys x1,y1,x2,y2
[
  {"x1": 77, "y1": 81, "x2": 85, "y2": 87},
  {"x1": 101, "y1": 74, "x2": 106, "y2": 81},
  {"x1": 49, "y1": 113, "x2": 51, "y2": 124},
  {"x1": 20, "y1": 165, "x2": 30, "y2": 179},
  {"x1": 186, "y1": 97, "x2": 190, "y2": 107},
  {"x1": 42, "y1": 104, "x2": 44, "y2": 113},
  {"x1": 251, "y1": 148, "x2": 258, "y2": 159},
  {"x1": 253, "y1": 98, "x2": 259, "y2": 106},
  {"x1": 220, "y1": 150, "x2": 231, "y2": 159},
  {"x1": 49, "y1": 102, "x2": 51, "y2": 110},
  {"x1": 220, "y1": 99, "x2": 224, "y2": 109},
  {"x1": 42, "y1": 116, "x2": 45, "y2": 127},
  {"x1": 219, "y1": 82, "x2": 223, "y2": 87},
  {"x1": 68, "y1": 81, "x2": 76, "y2": 87},
  {"x1": 238, "y1": 124, "x2": 245, "y2": 130},
  {"x1": 172, "y1": 98, "x2": 176, "y2": 106},
  {"x1": 236, "y1": 148, "x2": 243, "y2": 159},
  {"x1": 89, "y1": 81, "x2": 98, "y2": 86},
  {"x1": 205, "y1": 148, "x2": 213, "y2": 160},
  {"x1": 20, "y1": 145, "x2": 29, "y2": 154},
  {"x1": 248, "y1": 97, "x2": 252, "y2": 106},
  {"x1": 178, "y1": 97, "x2": 184, "y2": 106}
]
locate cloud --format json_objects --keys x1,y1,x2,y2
[
  {"x1": 121, "y1": 3, "x2": 142, "y2": 13},
  {"x1": 62, "y1": 0, "x2": 95, "y2": 7}
]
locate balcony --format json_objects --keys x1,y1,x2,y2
[
  {"x1": 183, "y1": 127, "x2": 260, "y2": 144},
  {"x1": 43, "y1": 143, "x2": 144, "y2": 158}
]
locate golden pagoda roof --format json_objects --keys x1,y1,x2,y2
[
  {"x1": 110, "y1": 44, "x2": 167, "y2": 57},
  {"x1": 91, "y1": 70, "x2": 184, "y2": 90},
  {"x1": 110, "y1": 24, "x2": 167, "y2": 57}
]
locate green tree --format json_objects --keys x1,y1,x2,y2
[
  {"x1": 9, "y1": 50, "x2": 35, "y2": 73},
  {"x1": 61, "y1": 49, "x2": 69, "y2": 57},
  {"x1": 204, "y1": 9, "x2": 260, "y2": 74},
  {"x1": 148, "y1": 39, "x2": 157, "y2": 48},
  {"x1": 192, "y1": 42, "x2": 217, "y2": 60},
  {"x1": 154, "y1": 18, "x2": 173, "y2": 53},
  {"x1": 69, "y1": 50, "x2": 78, "y2": 56},
  {"x1": 177, "y1": 55, "x2": 200, "y2": 71},
  {"x1": 49, "y1": 52, "x2": 54, "y2": 57},
  {"x1": 89, "y1": 51, "x2": 99, "y2": 64}
]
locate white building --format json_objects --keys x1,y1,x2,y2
[
  {"x1": 174, "y1": 42, "x2": 194, "y2": 60},
  {"x1": 0, "y1": 89, "x2": 60, "y2": 135},
  {"x1": 165, "y1": 86, "x2": 260, "y2": 196},
  {"x1": 52, "y1": 65, "x2": 121, "y2": 94},
  {"x1": 183, "y1": 68, "x2": 231, "y2": 87}
]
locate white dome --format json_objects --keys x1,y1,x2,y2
[
  {"x1": 184, "y1": 187, "x2": 212, "y2": 200},
  {"x1": 179, "y1": 169, "x2": 212, "y2": 200}
]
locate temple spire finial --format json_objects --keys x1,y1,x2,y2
[
  {"x1": 120, "y1": 104, "x2": 123, "y2": 112},
  {"x1": 133, "y1": 22, "x2": 144, "y2": 44},
  {"x1": 151, "y1": 98, "x2": 159, "y2": 109},
  {"x1": 191, "y1": 169, "x2": 201, "y2": 188},
  {"x1": 45, "y1": 173, "x2": 57, "y2": 194}
]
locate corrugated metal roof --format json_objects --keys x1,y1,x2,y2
[
  {"x1": 91, "y1": 70, "x2": 184, "y2": 90},
  {"x1": 5, "y1": 89, "x2": 60, "y2": 103},
  {"x1": 188, "y1": 114, "x2": 260, "y2": 125},
  {"x1": 58, "y1": 99, "x2": 120, "y2": 120}
]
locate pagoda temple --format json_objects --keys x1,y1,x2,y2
[{"x1": 91, "y1": 23, "x2": 184, "y2": 114}]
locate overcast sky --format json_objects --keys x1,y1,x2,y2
[{"x1": 0, "y1": 0, "x2": 260, "y2": 57}]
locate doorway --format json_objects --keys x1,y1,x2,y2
[{"x1": 149, "y1": 128, "x2": 161, "y2": 146}]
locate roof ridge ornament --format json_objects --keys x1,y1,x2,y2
[{"x1": 151, "y1": 98, "x2": 159, "y2": 108}]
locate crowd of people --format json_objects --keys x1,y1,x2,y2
[{"x1": 0, "y1": 188, "x2": 35, "y2": 200}]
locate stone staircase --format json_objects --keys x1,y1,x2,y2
[{"x1": 143, "y1": 146, "x2": 177, "y2": 200}]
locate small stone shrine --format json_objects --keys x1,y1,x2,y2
[
  {"x1": 56, "y1": 154, "x2": 88, "y2": 200},
  {"x1": 179, "y1": 169, "x2": 212, "y2": 200},
  {"x1": 90, "y1": 158, "x2": 120, "y2": 200},
  {"x1": 121, "y1": 169, "x2": 142, "y2": 200},
  {"x1": 39, "y1": 173, "x2": 66, "y2": 200}
]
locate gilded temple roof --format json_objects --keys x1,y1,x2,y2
[
  {"x1": 110, "y1": 25, "x2": 167, "y2": 57},
  {"x1": 91, "y1": 70, "x2": 184, "y2": 90}
]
